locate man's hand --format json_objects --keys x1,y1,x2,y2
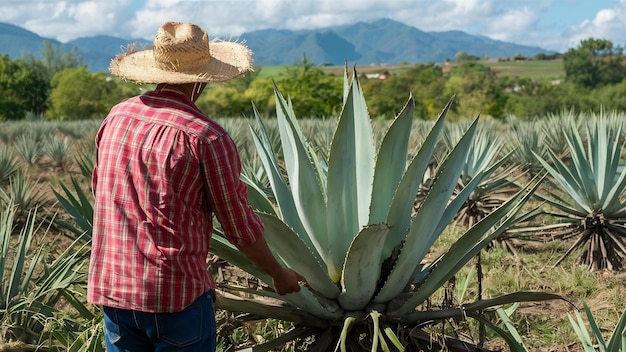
[
  {"x1": 272, "y1": 267, "x2": 306, "y2": 295},
  {"x1": 236, "y1": 236, "x2": 307, "y2": 295}
]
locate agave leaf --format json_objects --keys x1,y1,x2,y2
[
  {"x1": 369, "y1": 95, "x2": 414, "y2": 224},
  {"x1": 274, "y1": 85, "x2": 330, "y2": 269},
  {"x1": 60, "y1": 289, "x2": 95, "y2": 320},
  {"x1": 233, "y1": 327, "x2": 317, "y2": 352},
  {"x1": 210, "y1": 232, "x2": 342, "y2": 320},
  {"x1": 568, "y1": 309, "x2": 596, "y2": 351},
  {"x1": 531, "y1": 190, "x2": 587, "y2": 218},
  {"x1": 387, "y1": 176, "x2": 542, "y2": 316},
  {"x1": 240, "y1": 172, "x2": 276, "y2": 216},
  {"x1": 338, "y1": 224, "x2": 390, "y2": 310},
  {"x1": 582, "y1": 301, "x2": 608, "y2": 349},
  {"x1": 31, "y1": 239, "x2": 89, "y2": 296},
  {"x1": 409, "y1": 171, "x2": 487, "y2": 284},
  {"x1": 0, "y1": 204, "x2": 14, "y2": 304},
  {"x1": 258, "y1": 213, "x2": 340, "y2": 299},
  {"x1": 250, "y1": 113, "x2": 323, "y2": 262},
  {"x1": 342, "y1": 62, "x2": 350, "y2": 105},
  {"x1": 594, "y1": 122, "x2": 626, "y2": 213},
  {"x1": 221, "y1": 282, "x2": 342, "y2": 321},
  {"x1": 534, "y1": 149, "x2": 591, "y2": 214},
  {"x1": 375, "y1": 116, "x2": 478, "y2": 304},
  {"x1": 370, "y1": 311, "x2": 382, "y2": 352},
  {"x1": 7, "y1": 209, "x2": 37, "y2": 301},
  {"x1": 397, "y1": 291, "x2": 568, "y2": 323},
  {"x1": 495, "y1": 305, "x2": 528, "y2": 350},
  {"x1": 339, "y1": 316, "x2": 357, "y2": 352},
  {"x1": 380, "y1": 98, "x2": 452, "y2": 260},
  {"x1": 432, "y1": 149, "x2": 514, "y2": 237},
  {"x1": 566, "y1": 124, "x2": 599, "y2": 206},
  {"x1": 215, "y1": 290, "x2": 328, "y2": 329},
  {"x1": 606, "y1": 308, "x2": 626, "y2": 351},
  {"x1": 590, "y1": 120, "x2": 612, "y2": 199},
  {"x1": 326, "y1": 71, "x2": 375, "y2": 282},
  {"x1": 469, "y1": 313, "x2": 528, "y2": 352},
  {"x1": 383, "y1": 326, "x2": 405, "y2": 352},
  {"x1": 603, "y1": 164, "x2": 626, "y2": 214},
  {"x1": 52, "y1": 176, "x2": 94, "y2": 240}
]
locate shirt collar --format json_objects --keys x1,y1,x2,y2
[{"x1": 152, "y1": 87, "x2": 194, "y2": 104}]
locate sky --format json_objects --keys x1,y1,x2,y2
[{"x1": 0, "y1": 0, "x2": 624, "y2": 53}]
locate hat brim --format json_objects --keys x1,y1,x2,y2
[{"x1": 109, "y1": 41, "x2": 253, "y2": 84}]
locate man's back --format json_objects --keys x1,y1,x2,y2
[{"x1": 88, "y1": 88, "x2": 263, "y2": 313}]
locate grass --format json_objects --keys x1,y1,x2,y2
[
  {"x1": 415, "y1": 217, "x2": 626, "y2": 351},
  {"x1": 487, "y1": 60, "x2": 565, "y2": 80},
  {"x1": 257, "y1": 60, "x2": 566, "y2": 81}
]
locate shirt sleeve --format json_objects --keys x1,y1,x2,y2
[{"x1": 199, "y1": 133, "x2": 264, "y2": 247}]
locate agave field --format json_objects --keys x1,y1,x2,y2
[{"x1": 1, "y1": 70, "x2": 626, "y2": 351}]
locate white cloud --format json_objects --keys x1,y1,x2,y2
[
  {"x1": 1, "y1": 0, "x2": 136, "y2": 41},
  {"x1": 1, "y1": 0, "x2": 625, "y2": 54},
  {"x1": 565, "y1": 1, "x2": 626, "y2": 50},
  {"x1": 481, "y1": 8, "x2": 538, "y2": 42}
]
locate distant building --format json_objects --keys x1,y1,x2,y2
[{"x1": 365, "y1": 71, "x2": 390, "y2": 80}]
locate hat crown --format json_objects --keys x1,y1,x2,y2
[{"x1": 153, "y1": 22, "x2": 210, "y2": 72}]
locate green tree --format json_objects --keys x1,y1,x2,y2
[
  {"x1": 454, "y1": 50, "x2": 480, "y2": 62},
  {"x1": 47, "y1": 67, "x2": 122, "y2": 119},
  {"x1": 563, "y1": 38, "x2": 626, "y2": 88},
  {"x1": 242, "y1": 76, "x2": 276, "y2": 116},
  {"x1": 591, "y1": 79, "x2": 626, "y2": 111},
  {"x1": 273, "y1": 55, "x2": 343, "y2": 118},
  {"x1": 12, "y1": 40, "x2": 86, "y2": 118},
  {"x1": 444, "y1": 62, "x2": 502, "y2": 119},
  {"x1": 198, "y1": 84, "x2": 252, "y2": 117},
  {"x1": 21, "y1": 40, "x2": 84, "y2": 81},
  {"x1": 361, "y1": 63, "x2": 447, "y2": 119},
  {"x1": 502, "y1": 80, "x2": 585, "y2": 118},
  {"x1": 196, "y1": 72, "x2": 261, "y2": 117},
  {"x1": 14, "y1": 59, "x2": 49, "y2": 115},
  {"x1": 0, "y1": 55, "x2": 47, "y2": 120}
]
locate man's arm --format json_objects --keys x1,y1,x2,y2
[
  {"x1": 237, "y1": 236, "x2": 304, "y2": 295},
  {"x1": 199, "y1": 135, "x2": 304, "y2": 294}
]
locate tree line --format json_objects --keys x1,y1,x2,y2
[{"x1": 1, "y1": 38, "x2": 625, "y2": 121}]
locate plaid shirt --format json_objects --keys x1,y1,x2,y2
[{"x1": 87, "y1": 87, "x2": 264, "y2": 313}]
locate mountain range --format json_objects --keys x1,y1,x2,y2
[{"x1": 0, "y1": 19, "x2": 553, "y2": 72}]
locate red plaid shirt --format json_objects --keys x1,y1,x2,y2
[{"x1": 88, "y1": 87, "x2": 264, "y2": 313}]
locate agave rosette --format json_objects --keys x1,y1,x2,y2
[
  {"x1": 211, "y1": 68, "x2": 560, "y2": 351},
  {"x1": 531, "y1": 117, "x2": 626, "y2": 271}
]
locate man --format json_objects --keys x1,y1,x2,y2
[{"x1": 88, "y1": 21, "x2": 303, "y2": 351}]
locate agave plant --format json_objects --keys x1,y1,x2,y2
[
  {"x1": 527, "y1": 117, "x2": 626, "y2": 271},
  {"x1": 0, "y1": 199, "x2": 91, "y2": 345},
  {"x1": 13, "y1": 133, "x2": 43, "y2": 167},
  {"x1": 0, "y1": 172, "x2": 48, "y2": 217},
  {"x1": 541, "y1": 109, "x2": 580, "y2": 161},
  {"x1": 504, "y1": 118, "x2": 548, "y2": 175},
  {"x1": 211, "y1": 69, "x2": 562, "y2": 351},
  {"x1": 0, "y1": 148, "x2": 19, "y2": 186},
  {"x1": 52, "y1": 176, "x2": 94, "y2": 242},
  {"x1": 442, "y1": 121, "x2": 521, "y2": 228},
  {"x1": 43, "y1": 135, "x2": 71, "y2": 170},
  {"x1": 568, "y1": 301, "x2": 626, "y2": 352}
]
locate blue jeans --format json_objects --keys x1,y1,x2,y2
[{"x1": 103, "y1": 290, "x2": 216, "y2": 352}]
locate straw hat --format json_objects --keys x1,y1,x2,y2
[{"x1": 109, "y1": 21, "x2": 253, "y2": 84}]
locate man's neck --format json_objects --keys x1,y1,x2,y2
[{"x1": 157, "y1": 83, "x2": 195, "y2": 100}]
